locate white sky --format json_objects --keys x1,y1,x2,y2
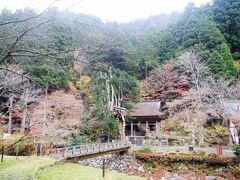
[{"x1": 1, "y1": 0, "x2": 212, "y2": 23}]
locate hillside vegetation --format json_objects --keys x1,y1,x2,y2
[{"x1": 0, "y1": 0, "x2": 240, "y2": 145}]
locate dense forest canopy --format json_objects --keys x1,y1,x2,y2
[{"x1": 1, "y1": 1, "x2": 239, "y2": 85}]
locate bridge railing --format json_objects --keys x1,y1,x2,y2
[{"x1": 64, "y1": 140, "x2": 130, "y2": 158}]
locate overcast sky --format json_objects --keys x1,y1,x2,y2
[{"x1": 1, "y1": 0, "x2": 212, "y2": 23}]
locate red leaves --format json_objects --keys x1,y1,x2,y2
[
  {"x1": 206, "y1": 154, "x2": 231, "y2": 165},
  {"x1": 140, "y1": 61, "x2": 191, "y2": 101}
]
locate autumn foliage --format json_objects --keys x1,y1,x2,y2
[{"x1": 140, "y1": 61, "x2": 191, "y2": 101}]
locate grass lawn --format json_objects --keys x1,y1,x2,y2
[
  {"x1": 0, "y1": 156, "x2": 145, "y2": 180},
  {"x1": 0, "y1": 156, "x2": 56, "y2": 180},
  {"x1": 36, "y1": 163, "x2": 145, "y2": 180}
]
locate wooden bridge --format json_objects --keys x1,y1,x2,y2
[{"x1": 51, "y1": 140, "x2": 131, "y2": 161}]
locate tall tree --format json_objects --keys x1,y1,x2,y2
[
  {"x1": 213, "y1": 0, "x2": 240, "y2": 59},
  {"x1": 208, "y1": 43, "x2": 237, "y2": 79}
]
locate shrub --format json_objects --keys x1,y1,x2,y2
[
  {"x1": 206, "y1": 154, "x2": 231, "y2": 165},
  {"x1": 233, "y1": 145, "x2": 240, "y2": 157},
  {"x1": 138, "y1": 144, "x2": 152, "y2": 153},
  {"x1": 1, "y1": 133, "x2": 35, "y2": 156},
  {"x1": 214, "y1": 125, "x2": 228, "y2": 137},
  {"x1": 233, "y1": 164, "x2": 240, "y2": 178},
  {"x1": 144, "y1": 162, "x2": 153, "y2": 170},
  {"x1": 5, "y1": 144, "x2": 35, "y2": 156},
  {"x1": 67, "y1": 135, "x2": 83, "y2": 146},
  {"x1": 135, "y1": 152, "x2": 232, "y2": 166}
]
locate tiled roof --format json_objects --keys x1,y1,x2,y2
[{"x1": 130, "y1": 101, "x2": 162, "y2": 117}]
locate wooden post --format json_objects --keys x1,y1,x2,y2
[
  {"x1": 102, "y1": 158, "x2": 105, "y2": 177},
  {"x1": 21, "y1": 88, "x2": 29, "y2": 133},
  {"x1": 1, "y1": 146, "x2": 4, "y2": 162},
  {"x1": 37, "y1": 143, "x2": 41, "y2": 156}
]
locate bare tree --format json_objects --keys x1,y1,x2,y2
[
  {"x1": 20, "y1": 87, "x2": 41, "y2": 133},
  {"x1": 203, "y1": 77, "x2": 239, "y2": 119},
  {"x1": 178, "y1": 51, "x2": 240, "y2": 145},
  {"x1": 178, "y1": 51, "x2": 209, "y2": 146},
  {"x1": 0, "y1": 65, "x2": 28, "y2": 96},
  {"x1": 202, "y1": 77, "x2": 240, "y2": 144},
  {"x1": 0, "y1": 65, "x2": 30, "y2": 133},
  {"x1": 42, "y1": 88, "x2": 48, "y2": 136}
]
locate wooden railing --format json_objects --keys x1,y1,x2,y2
[{"x1": 50, "y1": 140, "x2": 130, "y2": 159}]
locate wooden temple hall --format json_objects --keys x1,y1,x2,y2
[{"x1": 125, "y1": 101, "x2": 163, "y2": 144}]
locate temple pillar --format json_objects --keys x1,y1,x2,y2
[
  {"x1": 131, "y1": 121, "x2": 133, "y2": 136},
  {"x1": 121, "y1": 114, "x2": 126, "y2": 139},
  {"x1": 146, "y1": 121, "x2": 148, "y2": 135}
]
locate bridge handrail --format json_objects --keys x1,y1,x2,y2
[
  {"x1": 64, "y1": 140, "x2": 130, "y2": 158},
  {"x1": 66, "y1": 140, "x2": 128, "y2": 149}
]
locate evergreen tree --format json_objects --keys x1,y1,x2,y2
[
  {"x1": 213, "y1": 0, "x2": 240, "y2": 59},
  {"x1": 208, "y1": 43, "x2": 237, "y2": 79}
]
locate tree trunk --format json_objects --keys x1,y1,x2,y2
[
  {"x1": 109, "y1": 67, "x2": 114, "y2": 111},
  {"x1": 1, "y1": 146, "x2": 4, "y2": 162},
  {"x1": 42, "y1": 88, "x2": 48, "y2": 136},
  {"x1": 21, "y1": 89, "x2": 29, "y2": 133},
  {"x1": 191, "y1": 127, "x2": 195, "y2": 146},
  {"x1": 8, "y1": 96, "x2": 13, "y2": 134},
  {"x1": 111, "y1": 85, "x2": 114, "y2": 111},
  {"x1": 198, "y1": 126, "x2": 204, "y2": 146}
]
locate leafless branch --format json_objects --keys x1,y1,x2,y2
[
  {"x1": 0, "y1": 0, "x2": 58, "y2": 26},
  {"x1": 0, "y1": 18, "x2": 55, "y2": 64}
]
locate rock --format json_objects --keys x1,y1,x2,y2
[
  {"x1": 205, "y1": 176, "x2": 216, "y2": 180},
  {"x1": 138, "y1": 166, "x2": 144, "y2": 173},
  {"x1": 133, "y1": 165, "x2": 138, "y2": 170},
  {"x1": 78, "y1": 152, "x2": 139, "y2": 174},
  {"x1": 169, "y1": 177, "x2": 185, "y2": 180}
]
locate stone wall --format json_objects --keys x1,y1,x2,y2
[{"x1": 78, "y1": 153, "x2": 144, "y2": 173}]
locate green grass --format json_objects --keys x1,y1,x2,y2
[
  {"x1": 0, "y1": 156, "x2": 56, "y2": 180},
  {"x1": 36, "y1": 163, "x2": 145, "y2": 180},
  {"x1": 0, "y1": 156, "x2": 145, "y2": 180}
]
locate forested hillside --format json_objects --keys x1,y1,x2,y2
[{"x1": 0, "y1": 0, "x2": 240, "y2": 145}]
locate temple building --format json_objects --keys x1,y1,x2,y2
[{"x1": 125, "y1": 101, "x2": 163, "y2": 144}]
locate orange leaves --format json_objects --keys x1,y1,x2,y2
[{"x1": 139, "y1": 61, "x2": 191, "y2": 101}]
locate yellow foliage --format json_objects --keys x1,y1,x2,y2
[
  {"x1": 139, "y1": 80, "x2": 152, "y2": 99},
  {"x1": 0, "y1": 133, "x2": 28, "y2": 148},
  {"x1": 234, "y1": 61, "x2": 240, "y2": 71},
  {"x1": 76, "y1": 75, "x2": 92, "y2": 99},
  {"x1": 68, "y1": 81, "x2": 77, "y2": 92}
]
